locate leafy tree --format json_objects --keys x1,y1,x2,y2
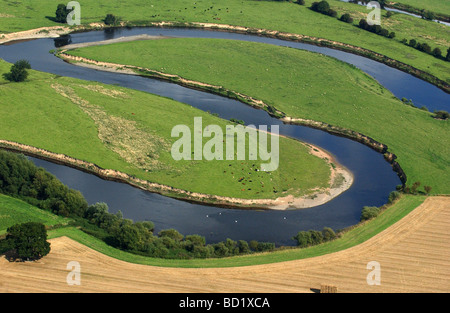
[
  {"x1": 3, "y1": 60, "x2": 31, "y2": 82},
  {"x1": 432, "y1": 47, "x2": 442, "y2": 58},
  {"x1": 321, "y1": 227, "x2": 336, "y2": 241},
  {"x1": 424, "y1": 186, "x2": 432, "y2": 194},
  {"x1": 388, "y1": 191, "x2": 401, "y2": 204},
  {"x1": 408, "y1": 39, "x2": 417, "y2": 48},
  {"x1": 311, "y1": 1, "x2": 330, "y2": 14},
  {"x1": 293, "y1": 231, "x2": 312, "y2": 248},
  {"x1": 422, "y1": 11, "x2": 436, "y2": 21},
  {"x1": 55, "y1": 4, "x2": 71, "y2": 23},
  {"x1": 360, "y1": 206, "x2": 380, "y2": 222},
  {"x1": 104, "y1": 14, "x2": 120, "y2": 26},
  {"x1": 446, "y1": 48, "x2": 450, "y2": 62},
  {"x1": 339, "y1": 13, "x2": 353, "y2": 23},
  {"x1": 296, "y1": 0, "x2": 305, "y2": 4},
  {"x1": 433, "y1": 110, "x2": 449, "y2": 120},
  {"x1": 158, "y1": 229, "x2": 184, "y2": 241},
  {"x1": 5, "y1": 222, "x2": 51, "y2": 261}
]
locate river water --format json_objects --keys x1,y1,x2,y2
[{"x1": 1, "y1": 27, "x2": 447, "y2": 245}]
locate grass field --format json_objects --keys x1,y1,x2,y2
[
  {"x1": 66, "y1": 38, "x2": 450, "y2": 194},
  {"x1": 0, "y1": 194, "x2": 70, "y2": 235},
  {"x1": 0, "y1": 59, "x2": 333, "y2": 201},
  {"x1": 0, "y1": 0, "x2": 448, "y2": 84},
  {"x1": 387, "y1": 0, "x2": 450, "y2": 19}
]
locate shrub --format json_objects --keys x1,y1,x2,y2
[
  {"x1": 55, "y1": 3, "x2": 71, "y2": 23},
  {"x1": 432, "y1": 48, "x2": 442, "y2": 58},
  {"x1": 388, "y1": 191, "x2": 401, "y2": 204},
  {"x1": 339, "y1": 13, "x2": 353, "y2": 23},
  {"x1": 433, "y1": 110, "x2": 449, "y2": 120},
  {"x1": 296, "y1": 0, "x2": 305, "y2": 4},
  {"x1": 3, "y1": 59, "x2": 31, "y2": 82},
  {"x1": 293, "y1": 227, "x2": 336, "y2": 248},
  {"x1": 104, "y1": 14, "x2": 120, "y2": 26},
  {"x1": 360, "y1": 206, "x2": 380, "y2": 222},
  {"x1": 422, "y1": 11, "x2": 436, "y2": 21},
  {"x1": 424, "y1": 186, "x2": 432, "y2": 194}
]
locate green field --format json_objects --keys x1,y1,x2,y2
[
  {"x1": 45, "y1": 194, "x2": 426, "y2": 267},
  {"x1": 66, "y1": 38, "x2": 450, "y2": 194},
  {"x1": 0, "y1": 59, "x2": 332, "y2": 201},
  {"x1": 0, "y1": 0, "x2": 448, "y2": 84},
  {"x1": 0, "y1": 194, "x2": 70, "y2": 235},
  {"x1": 387, "y1": 0, "x2": 450, "y2": 19}
]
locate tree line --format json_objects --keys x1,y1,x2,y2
[{"x1": 0, "y1": 150, "x2": 275, "y2": 259}]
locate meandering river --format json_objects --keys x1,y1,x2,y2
[{"x1": 1, "y1": 27, "x2": 447, "y2": 245}]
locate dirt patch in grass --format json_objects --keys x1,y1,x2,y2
[{"x1": 51, "y1": 83, "x2": 170, "y2": 172}]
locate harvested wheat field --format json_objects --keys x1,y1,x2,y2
[{"x1": 1, "y1": 196, "x2": 449, "y2": 293}]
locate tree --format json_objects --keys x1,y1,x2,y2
[
  {"x1": 55, "y1": 3, "x2": 71, "y2": 23},
  {"x1": 339, "y1": 13, "x2": 353, "y2": 23},
  {"x1": 411, "y1": 181, "x2": 421, "y2": 194},
  {"x1": 311, "y1": 1, "x2": 330, "y2": 15},
  {"x1": 388, "y1": 32, "x2": 396, "y2": 39},
  {"x1": 422, "y1": 11, "x2": 436, "y2": 21},
  {"x1": 293, "y1": 231, "x2": 312, "y2": 248},
  {"x1": 104, "y1": 14, "x2": 120, "y2": 26},
  {"x1": 388, "y1": 191, "x2": 401, "y2": 204},
  {"x1": 322, "y1": 227, "x2": 336, "y2": 242},
  {"x1": 296, "y1": 0, "x2": 305, "y2": 5},
  {"x1": 446, "y1": 48, "x2": 450, "y2": 62},
  {"x1": 158, "y1": 228, "x2": 184, "y2": 241},
  {"x1": 360, "y1": 206, "x2": 380, "y2": 222},
  {"x1": 432, "y1": 47, "x2": 442, "y2": 58},
  {"x1": 433, "y1": 110, "x2": 449, "y2": 120},
  {"x1": 3, "y1": 59, "x2": 31, "y2": 82},
  {"x1": 408, "y1": 39, "x2": 417, "y2": 48},
  {"x1": 424, "y1": 186, "x2": 432, "y2": 194},
  {"x1": 359, "y1": 19, "x2": 369, "y2": 31},
  {"x1": 5, "y1": 222, "x2": 51, "y2": 261}
]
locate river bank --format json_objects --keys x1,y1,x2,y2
[{"x1": 1, "y1": 21, "x2": 448, "y2": 93}]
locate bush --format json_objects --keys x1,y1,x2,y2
[
  {"x1": 422, "y1": 11, "x2": 436, "y2": 21},
  {"x1": 388, "y1": 191, "x2": 401, "y2": 204},
  {"x1": 432, "y1": 48, "x2": 442, "y2": 58},
  {"x1": 4, "y1": 222, "x2": 51, "y2": 261},
  {"x1": 55, "y1": 3, "x2": 71, "y2": 23},
  {"x1": 104, "y1": 14, "x2": 120, "y2": 26},
  {"x1": 296, "y1": 0, "x2": 305, "y2": 5},
  {"x1": 3, "y1": 59, "x2": 31, "y2": 82},
  {"x1": 433, "y1": 110, "x2": 449, "y2": 120},
  {"x1": 293, "y1": 227, "x2": 336, "y2": 248},
  {"x1": 339, "y1": 13, "x2": 353, "y2": 23},
  {"x1": 311, "y1": 1, "x2": 330, "y2": 14},
  {"x1": 360, "y1": 206, "x2": 380, "y2": 222}
]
